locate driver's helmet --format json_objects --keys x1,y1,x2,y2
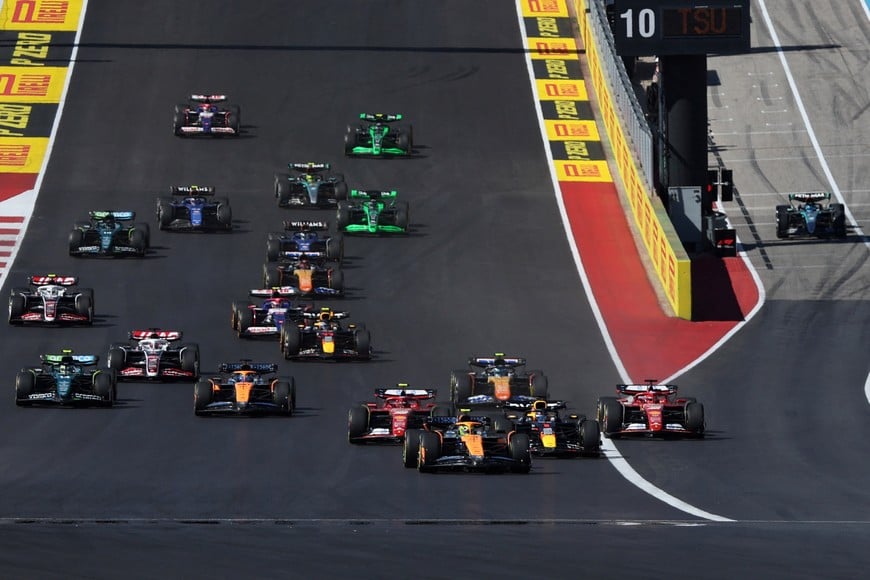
[
  {"x1": 457, "y1": 424, "x2": 471, "y2": 436},
  {"x1": 297, "y1": 259, "x2": 311, "y2": 269},
  {"x1": 490, "y1": 366, "x2": 512, "y2": 377},
  {"x1": 303, "y1": 174, "x2": 316, "y2": 183},
  {"x1": 58, "y1": 364, "x2": 70, "y2": 374},
  {"x1": 319, "y1": 310, "x2": 333, "y2": 323}
]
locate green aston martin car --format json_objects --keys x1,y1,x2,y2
[
  {"x1": 344, "y1": 113, "x2": 413, "y2": 157},
  {"x1": 336, "y1": 190, "x2": 409, "y2": 235}
]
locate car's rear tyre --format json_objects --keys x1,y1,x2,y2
[
  {"x1": 194, "y1": 380, "x2": 213, "y2": 415},
  {"x1": 685, "y1": 402, "x2": 705, "y2": 436},
  {"x1": 344, "y1": 130, "x2": 356, "y2": 155},
  {"x1": 236, "y1": 306, "x2": 253, "y2": 337},
  {"x1": 418, "y1": 431, "x2": 441, "y2": 473},
  {"x1": 216, "y1": 202, "x2": 232, "y2": 228},
  {"x1": 353, "y1": 328, "x2": 371, "y2": 359},
  {"x1": 395, "y1": 202, "x2": 410, "y2": 231},
  {"x1": 15, "y1": 371, "x2": 34, "y2": 406},
  {"x1": 329, "y1": 269, "x2": 344, "y2": 291},
  {"x1": 580, "y1": 419, "x2": 601, "y2": 455},
  {"x1": 228, "y1": 105, "x2": 241, "y2": 135},
  {"x1": 180, "y1": 344, "x2": 199, "y2": 375},
  {"x1": 8, "y1": 294, "x2": 25, "y2": 324},
  {"x1": 156, "y1": 199, "x2": 174, "y2": 230},
  {"x1": 775, "y1": 205, "x2": 790, "y2": 239},
  {"x1": 450, "y1": 370, "x2": 473, "y2": 404},
  {"x1": 347, "y1": 405, "x2": 369, "y2": 443},
  {"x1": 530, "y1": 373, "x2": 548, "y2": 399},
  {"x1": 336, "y1": 202, "x2": 351, "y2": 230},
  {"x1": 263, "y1": 264, "x2": 282, "y2": 288},
  {"x1": 430, "y1": 405, "x2": 453, "y2": 418},
  {"x1": 266, "y1": 238, "x2": 282, "y2": 262},
  {"x1": 509, "y1": 433, "x2": 531, "y2": 473},
  {"x1": 326, "y1": 236, "x2": 343, "y2": 262},
  {"x1": 273, "y1": 381, "x2": 293, "y2": 415},
  {"x1": 403, "y1": 429, "x2": 423, "y2": 467},
  {"x1": 830, "y1": 203, "x2": 846, "y2": 238},
  {"x1": 93, "y1": 372, "x2": 114, "y2": 407},
  {"x1": 334, "y1": 181, "x2": 348, "y2": 201},
  {"x1": 281, "y1": 326, "x2": 301, "y2": 358},
  {"x1": 275, "y1": 174, "x2": 291, "y2": 207},
  {"x1": 107, "y1": 347, "x2": 126, "y2": 372},
  {"x1": 396, "y1": 132, "x2": 411, "y2": 154},
  {"x1": 493, "y1": 416, "x2": 514, "y2": 433},
  {"x1": 173, "y1": 104, "x2": 186, "y2": 136},
  {"x1": 74, "y1": 294, "x2": 93, "y2": 324},
  {"x1": 599, "y1": 398, "x2": 623, "y2": 439},
  {"x1": 68, "y1": 229, "x2": 83, "y2": 255},
  {"x1": 129, "y1": 229, "x2": 147, "y2": 255}
]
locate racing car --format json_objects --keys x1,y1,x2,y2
[
  {"x1": 107, "y1": 329, "x2": 200, "y2": 381},
  {"x1": 8, "y1": 274, "x2": 93, "y2": 326},
  {"x1": 231, "y1": 290, "x2": 313, "y2": 339},
  {"x1": 450, "y1": 353, "x2": 548, "y2": 406},
  {"x1": 775, "y1": 192, "x2": 847, "y2": 238},
  {"x1": 344, "y1": 113, "x2": 413, "y2": 157},
  {"x1": 194, "y1": 361, "x2": 296, "y2": 416},
  {"x1": 402, "y1": 414, "x2": 531, "y2": 473},
  {"x1": 262, "y1": 253, "x2": 344, "y2": 297},
  {"x1": 279, "y1": 307, "x2": 371, "y2": 361},
  {"x1": 597, "y1": 381, "x2": 705, "y2": 439},
  {"x1": 274, "y1": 163, "x2": 348, "y2": 208},
  {"x1": 68, "y1": 211, "x2": 150, "y2": 257},
  {"x1": 16, "y1": 349, "x2": 116, "y2": 407},
  {"x1": 502, "y1": 398, "x2": 600, "y2": 457},
  {"x1": 336, "y1": 190, "x2": 409, "y2": 235},
  {"x1": 266, "y1": 221, "x2": 343, "y2": 263},
  {"x1": 156, "y1": 185, "x2": 232, "y2": 231},
  {"x1": 347, "y1": 386, "x2": 437, "y2": 444},
  {"x1": 173, "y1": 94, "x2": 240, "y2": 137}
]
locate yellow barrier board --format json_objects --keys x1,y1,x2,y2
[
  {"x1": 0, "y1": 66, "x2": 66, "y2": 102},
  {"x1": 535, "y1": 78, "x2": 588, "y2": 101},
  {"x1": 555, "y1": 160, "x2": 612, "y2": 182},
  {"x1": 545, "y1": 119, "x2": 599, "y2": 141},
  {"x1": 0, "y1": 0, "x2": 83, "y2": 31},
  {"x1": 520, "y1": 0, "x2": 569, "y2": 18},
  {"x1": 0, "y1": 135, "x2": 47, "y2": 172},
  {"x1": 526, "y1": 37, "x2": 579, "y2": 60}
]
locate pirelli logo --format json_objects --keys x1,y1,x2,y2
[
  {"x1": 0, "y1": 67, "x2": 66, "y2": 102},
  {"x1": 0, "y1": 0, "x2": 82, "y2": 31},
  {"x1": 520, "y1": 0, "x2": 568, "y2": 18},
  {"x1": 0, "y1": 143, "x2": 29, "y2": 166},
  {"x1": 545, "y1": 119, "x2": 599, "y2": 141},
  {"x1": 555, "y1": 160, "x2": 612, "y2": 182},
  {"x1": 0, "y1": 137, "x2": 47, "y2": 172},
  {"x1": 535, "y1": 79, "x2": 588, "y2": 101},
  {"x1": 527, "y1": 37, "x2": 578, "y2": 59}
]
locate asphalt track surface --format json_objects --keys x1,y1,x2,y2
[{"x1": 0, "y1": 1, "x2": 868, "y2": 577}]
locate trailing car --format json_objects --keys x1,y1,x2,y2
[
  {"x1": 502, "y1": 398, "x2": 600, "y2": 457},
  {"x1": 173, "y1": 94, "x2": 240, "y2": 137},
  {"x1": 274, "y1": 163, "x2": 348, "y2": 208},
  {"x1": 347, "y1": 386, "x2": 437, "y2": 444},
  {"x1": 337, "y1": 190, "x2": 409, "y2": 235},
  {"x1": 8, "y1": 274, "x2": 93, "y2": 326},
  {"x1": 15, "y1": 349, "x2": 116, "y2": 407},
  {"x1": 279, "y1": 307, "x2": 371, "y2": 361},
  {"x1": 266, "y1": 220, "x2": 343, "y2": 263},
  {"x1": 344, "y1": 113, "x2": 413, "y2": 157},
  {"x1": 450, "y1": 353, "x2": 548, "y2": 406},
  {"x1": 596, "y1": 381, "x2": 705, "y2": 439},
  {"x1": 231, "y1": 290, "x2": 313, "y2": 339},
  {"x1": 262, "y1": 253, "x2": 344, "y2": 297},
  {"x1": 402, "y1": 414, "x2": 531, "y2": 474},
  {"x1": 68, "y1": 211, "x2": 150, "y2": 257},
  {"x1": 776, "y1": 192, "x2": 847, "y2": 238},
  {"x1": 194, "y1": 361, "x2": 295, "y2": 416},
  {"x1": 107, "y1": 329, "x2": 199, "y2": 381},
  {"x1": 156, "y1": 185, "x2": 232, "y2": 231}
]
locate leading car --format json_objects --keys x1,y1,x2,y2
[
  {"x1": 15, "y1": 350, "x2": 116, "y2": 407},
  {"x1": 597, "y1": 382, "x2": 705, "y2": 439},
  {"x1": 776, "y1": 192, "x2": 847, "y2": 238},
  {"x1": 173, "y1": 94, "x2": 240, "y2": 137},
  {"x1": 450, "y1": 353, "x2": 548, "y2": 406}
]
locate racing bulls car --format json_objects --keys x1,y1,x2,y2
[
  {"x1": 266, "y1": 221, "x2": 343, "y2": 263},
  {"x1": 597, "y1": 382, "x2": 705, "y2": 439},
  {"x1": 8, "y1": 274, "x2": 94, "y2": 326},
  {"x1": 173, "y1": 94, "x2": 240, "y2": 137},
  {"x1": 232, "y1": 290, "x2": 312, "y2": 339},
  {"x1": 503, "y1": 398, "x2": 600, "y2": 457},
  {"x1": 68, "y1": 211, "x2": 150, "y2": 257},
  {"x1": 347, "y1": 386, "x2": 437, "y2": 444},
  {"x1": 344, "y1": 113, "x2": 413, "y2": 157},
  {"x1": 275, "y1": 163, "x2": 348, "y2": 208},
  {"x1": 337, "y1": 190, "x2": 409, "y2": 235},
  {"x1": 450, "y1": 353, "x2": 548, "y2": 406},
  {"x1": 402, "y1": 414, "x2": 531, "y2": 473},
  {"x1": 194, "y1": 361, "x2": 296, "y2": 416},
  {"x1": 16, "y1": 350, "x2": 116, "y2": 407},
  {"x1": 279, "y1": 307, "x2": 371, "y2": 361},
  {"x1": 107, "y1": 329, "x2": 200, "y2": 381},
  {"x1": 156, "y1": 186, "x2": 232, "y2": 231},
  {"x1": 776, "y1": 192, "x2": 847, "y2": 238},
  {"x1": 262, "y1": 253, "x2": 344, "y2": 297}
]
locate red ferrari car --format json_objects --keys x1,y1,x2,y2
[
  {"x1": 347, "y1": 386, "x2": 438, "y2": 444},
  {"x1": 597, "y1": 382, "x2": 705, "y2": 438}
]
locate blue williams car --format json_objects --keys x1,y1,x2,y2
[
  {"x1": 68, "y1": 211, "x2": 150, "y2": 257},
  {"x1": 15, "y1": 350, "x2": 116, "y2": 407},
  {"x1": 266, "y1": 220, "x2": 343, "y2": 263},
  {"x1": 156, "y1": 185, "x2": 232, "y2": 231}
]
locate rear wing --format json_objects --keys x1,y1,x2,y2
[
  {"x1": 349, "y1": 190, "x2": 397, "y2": 200},
  {"x1": 90, "y1": 210, "x2": 134, "y2": 221},
  {"x1": 502, "y1": 397, "x2": 567, "y2": 411},
  {"x1": 28, "y1": 274, "x2": 77, "y2": 286},
  {"x1": 219, "y1": 361, "x2": 279, "y2": 374},
  {"x1": 426, "y1": 415, "x2": 489, "y2": 427},
  {"x1": 279, "y1": 251, "x2": 327, "y2": 262},
  {"x1": 189, "y1": 94, "x2": 227, "y2": 103},
  {"x1": 617, "y1": 383, "x2": 677, "y2": 396},
  {"x1": 170, "y1": 185, "x2": 215, "y2": 196},
  {"x1": 788, "y1": 192, "x2": 831, "y2": 203},
  {"x1": 249, "y1": 287, "x2": 300, "y2": 298},
  {"x1": 283, "y1": 220, "x2": 329, "y2": 232},
  {"x1": 301, "y1": 310, "x2": 348, "y2": 320},
  {"x1": 360, "y1": 113, "x2": 402, "y2": 122},
  {"x1": 375, "y1": 386, "x2": 436, "y2": 399},
  {"x1": 41, "y1": 351, "x2": 98, "y2": 366},
  {"x1": 129, "y1": 329, "x2": 182, "y2": 341},
  {"x1": 469, "y1": 354, "x2": 526, "y2": 368},
  {"x1": 289, "y1": 162, "x2": 330, "y2": 174}
]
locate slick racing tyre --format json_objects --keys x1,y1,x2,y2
[
  {"x1": 15, "y1": 371, "x2": 34, "y2": 406},
  {"x1": 273, "y1": 381, "x2": 293, "y2": 416},
  {"x1": 685, "y1": 402, "x2": 705, "y2": 437},
  {"x1": 579, "y1": 419, "x2": 601, "y2": 456},
  {"x1": 403, "y1": 429, "x2": 422, "y2": 467},
  {"x1": 156, "y1": 199, "x2": 174, "y2": 230},
  {"x1": 509, "y1": 433, "x2": 532, "y2": 473},
  {"x1": 129, "y1": 229, "x2": 147, "y2": 255},
  {"x1": 599, "y1": 398, "x2": 624, "y2": 439},
  {"x1": 775, "y1": 205, "x2": 790, "y2": 239},
  {"x1": 275, "y1": 174, "x2": 292, "y2": 207},
  {"x1": 74, "y1": 293, "x2": 93, "y2": 324},
  {"x1": 530, "y1": 373, "x2": 548, "y2": 399},
  {"x1": 353, "y1": 328, "x2": 371, "y2": 359},
  {"x1": 418, "y1": 431, "x2": 441, "y2": 473},
  {"x1": 347, "y1": 405, "x2": 369, "y2": 443},
  {"x1": 493, "y1": 416, "x2": 514, "y2": 433},
  {"x1": 236, "y1": 306, "x2": 254, "y2": 337},
  {"x1": 329, "y1": 270, "x2": 344, "y2": 292},
  {"x1": 194, "y1": 380, "x2": 213, "y2": 415},
  {"x1": 107, "y1": 347, "x2": 126, "y2": 372},
  {"x1": 266, "y1": 238, "x2": 282, "y2": 262},
  {"x1": 92, "y1": 372, "x2": 114, "y2": 407},
  {"x1": 228, "y1": 105, "x2": 241, "y2": 135},
  {"x1": 281, "y1": 327, "x2": 301, "y2": 358},
  {"x1": 830, "y1": 203, "x2": 847, "y2": 238},
  {"x1": 395, "y1": 202, "x2": 409, "y2": 231},
  {"x1": 180, "y1": 344, "x2": 200, "y2": 376},
  {"x1": 173, "y1": 104, "x2": 186, "y2": 136},
  {"x1": 216, "y1": 202, "x2": 232, "y2": 228},
  {"x1": 68, "y1": 229, "x2": 83, "y2": 255},
  {"x1": 263, "y1": 264, "x2": 282, "y2": 288},
  {"x1": 336, "y1": 202, "x2": 352, "y2": 230},
  {"x1": 450, "y1": 370, "x2": 472, "y2": 404},
  {"x1": 8, "y1": 294, "x2": 25, "y2": 324}
]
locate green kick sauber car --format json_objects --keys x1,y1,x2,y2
[
  {"x1": 336, "y1": 190, "x2": 410, "y2": 235},
  {"x1": 344, "y1": 113, "x2": 413, "y2": 157}
]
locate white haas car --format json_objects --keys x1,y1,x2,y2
[
  {"x1": 8, "y1": 274, "x2": 94, "y2": 325},
  {"x1": 107, "y1": 329, "x2": 200, "y2": 381}
]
